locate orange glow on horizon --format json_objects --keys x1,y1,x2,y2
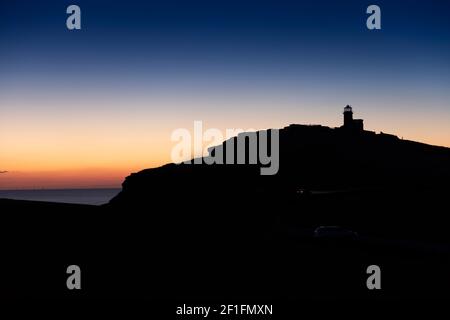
[{"x1": 1, "y1": 97, "x2": 449, "y2": 189}]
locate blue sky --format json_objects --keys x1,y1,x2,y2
[{"x1": 1, "y1": 0, "x2": 450, "y2": 188}]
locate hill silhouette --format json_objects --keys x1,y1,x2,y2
[{"x1": 109, "y1": 123, "x2": 450, "y2": 207}]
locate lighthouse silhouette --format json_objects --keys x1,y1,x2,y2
[{"x1": 342, "y1": 105, "x2": 364, "y2": 132}]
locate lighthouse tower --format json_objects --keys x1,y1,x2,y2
[{"x1": 343, "y1": 105, "x2": 353, "y2": 127}]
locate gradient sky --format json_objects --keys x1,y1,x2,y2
[{"x1": 1, "y1": 0, "x2": 450, "y2": 189}]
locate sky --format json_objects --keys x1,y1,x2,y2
[{"x1": 1, "y1": 0, "x2": 450, "y2": 189}]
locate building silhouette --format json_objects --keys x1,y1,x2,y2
[{"x1": 341, "y1": 105, "x2": 363, "y2": 132}]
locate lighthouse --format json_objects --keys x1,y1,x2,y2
[
  {"x1": 341, "y1": 105, "x2": 364, "y2": 132},
  {"x1": 343, "y1": 105, "x2": 353, "y2": 127}
]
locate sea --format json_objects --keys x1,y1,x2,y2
[{"x1": 0, "y1": 188, "x2": 121, "y2": 205}]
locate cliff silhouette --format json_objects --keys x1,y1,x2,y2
[
  {"x1": 109, "y1": 123, "x2": 450, "y2": 208},
  {"x1": 106, "y1": 121, "x2": 450, "y2": 254}
]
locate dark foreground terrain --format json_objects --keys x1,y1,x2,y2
[
  {"x1": 1, "y1": 124, "x2": 450, "y2": 302},
  {"x1": 1, "y1": 187, "x2": 450, "y2": 301}
]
